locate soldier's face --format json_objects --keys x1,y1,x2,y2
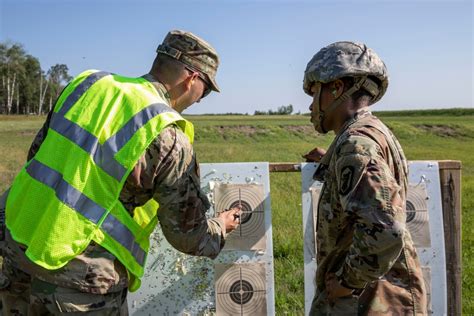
[
  {"x1": 175, "y1": 70, "x2": 208, "y2": 112},
  {"x1": 309, "y1": 82, "x2": 335, "y2": 134},
  {"x1": 309, "y1": 83, "x2": 325, "y2": 133},
  {"x1": 185, "y1": 67, "x2": 211, "y2": 100},
  {"x1": 190, "y1": 76, "x2": 207, "y2": 104}
]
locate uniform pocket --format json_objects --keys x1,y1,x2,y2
[
  {"x1": 53, "y1": 289, "x2": 123, "y2": 313},
  {"x1": 331, "y1": 294, "x2": 359, "y2": 315}
]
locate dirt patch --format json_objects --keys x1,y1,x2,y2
[
  {"x1": 415, "y1": 124, "x2": 467, "y2": 137},
  {"x1": 215, "y1": 125, "x2": 269, "y2": 137},
  {"x1": 283, "y1": 125, "x2": 315, "y2": 135},
  {"x1": 213, "y1": 125, "x2": 316, "y2": 138},
  {"x1": 18, "y1": 130, "x2": 37, "y2": 136}
]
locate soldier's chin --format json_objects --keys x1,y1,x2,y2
[{"x1": 312, "y1": 123, "x2": 326, "y2": 134}]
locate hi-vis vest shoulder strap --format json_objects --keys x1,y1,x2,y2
[{"x1": 6, "y1": 70, "x2": 194, "y2": 291}]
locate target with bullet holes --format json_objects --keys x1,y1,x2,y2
[
  {"x1": 215, "y1": 263, "x2": 267, "y2": 316},
  {"x1": 406, "y1": 183, "x2": 431, "y2": 248},
  {"x1": 214, "y1": 183, "x2": 266, "y2": 250},
  {"x1": 128, "y1": 162, "x2": 275, "y2": 315}
]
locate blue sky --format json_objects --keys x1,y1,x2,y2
[{"x1": 1, "y1": 0, "x2": 472, "y2": 114}]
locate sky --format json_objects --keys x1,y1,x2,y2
[{"x1": 0, "y1": 0, "x2": 472, "y2": 114}]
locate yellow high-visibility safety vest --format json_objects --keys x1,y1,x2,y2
[{"x1": 6, "y1": 70, "x2": 194, "y2": 291}]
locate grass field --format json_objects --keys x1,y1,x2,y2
[{"x1": 1, "y1": 111, "x2": 473, "y2": 314}]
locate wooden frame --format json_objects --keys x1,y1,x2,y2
[
  {"x1": 269, "y1": 160, "x2": 462, "y2": 315},
  {"x1": 438, "y1": 160, "x2": 462, "y2": 316}
]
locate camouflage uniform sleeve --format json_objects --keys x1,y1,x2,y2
[
  {"x1": 27, "y1": 109, "x2": 53, "y2": 161},
  {"x1": 334, "y1": 135, "x2": 406, "y2": 289},
  {"x1": 0, "y1": 189, "x2": 8, "y2": 246},
  {"x1": 121, "y1": 125, "x2": 225, "y2": 259}
]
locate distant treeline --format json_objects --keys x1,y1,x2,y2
[
  {"x1": 188, "y1": 108, "x2": 474, "y2": 117},
  {"x1": 299, "y1": 108, "x2": 474, "y2": 117},
  {"x1": 373, "y1": 108, "x2": 474, "y2": 117},
  {"x1": 254, "y1": 104, "x2": 294, "y2": 115},
  {"x1": 191, "y1": 104, "x2": 298, "y2": 116},
  {"x1": 186, "y1": 104, "x2": 294, "y2": 116},
  {"x1": 187, "y1": 112, "x2": 251, "y2": 116},
  {"x1": 1, "y1": 41, "x2": 71, "y2": 115}
]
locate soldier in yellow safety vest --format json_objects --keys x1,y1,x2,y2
[{"x1": 0, "y1": 30, "x2": 241, "y2": 314}]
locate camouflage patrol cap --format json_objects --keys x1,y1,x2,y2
[
  {"x1": 303, "y1": 41, "x2": 389, "y2": 104},
  {"x1": 157, "y1": 30, "x2": 220, "y2": 92}
]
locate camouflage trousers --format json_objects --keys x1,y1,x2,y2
[
  {"x1": 0, "y1": 277, "x2": 128, "y2": 315},
  {"x1": 310, "y1": 289, "x2": 360, "y2": 315}
]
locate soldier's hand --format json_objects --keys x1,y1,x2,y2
[
  {"x1": 303, "y1": 147, "x2": 327, "y2": 162},
  {"x1": 218, "y1": 207, "x2": 242, "y2": 233},
  {"x1": 325, "y1": 273, "x2": 354, "y2": 305}
]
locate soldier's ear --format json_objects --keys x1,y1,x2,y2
[
  {"x1": 332, "y1": 79, "x2": 344, "y2": 99},
  {"x1": 183, "y1": 72, "x2": 198, "y2": 91}
]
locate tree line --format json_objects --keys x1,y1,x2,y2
[
  {"x1": 254, "y1": 104, "x2": 294, "y2": 115},
  {"x1": 0, "y1": 41, "x2": 72, "y2": 115}
]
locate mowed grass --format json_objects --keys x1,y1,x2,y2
[{"x1": 0, "y1": 112, "x2": 473, "y2": 314}]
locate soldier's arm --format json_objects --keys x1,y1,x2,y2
[
  {"x1": 27, "y1": 109, "x2": 54, "y2": 161},
  {"x1": 121, "y1": 126, "x2": 226, "y2": 259},
  {"x1": 28, "y1": 84, "x2": 72, "y2": 161},
  {"x1": 334, "y1": 135, "x2": 406, "y2": 289}
]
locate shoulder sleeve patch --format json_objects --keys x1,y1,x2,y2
[{"x1": 339, "y1": 165, "x2": 355, "y2": 195}]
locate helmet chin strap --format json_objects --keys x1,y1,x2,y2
[
  {"x1": 316, "y1": 76, "x2": 369, "y2": 133},
  {"x1": 317, "y1": 103, "x2": 328, "y2": 134},
  {"x1": 311, "y1": 83, "x2": 327, "y2": 134}
]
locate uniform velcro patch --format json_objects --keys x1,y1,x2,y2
[{"x1": 339, "y1": 166, "x2": 355, "y2": 195}]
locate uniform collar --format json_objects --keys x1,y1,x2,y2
[
  {"x1": 317, "y1": 109, "x2": 372, "y2": 170},
  {"x1": 141, "y1": 73, "x2": 172, "y2": 106},
  {"x1": 336, "y1": 109, "x2": 372, "y2": 137},
  {"x1": 313, "y1": 109, "x2": 372, "y2": 181}
]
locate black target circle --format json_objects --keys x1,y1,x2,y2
[
  {"x1": 229, "y1": 280, "x2": 254, "y2": 305},
  {"x1": 229, "y1": 200, "x2": 252, "y2": 224},
  {"x1": 406, "y1": 200, "x2": 416, "y2": 223}
]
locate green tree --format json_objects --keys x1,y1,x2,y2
[
  {"x1": 277, "y1": 104, "x2": 293, "y2": 115},
  {"x1": 46, "y1": 64, "x2": 72, "y2": 112},
  {"x1": 19, "y1": 55, "x2": 41, "y2": 114},
  {"x1": 254, "y1": 104, "x2": 294, "y2": 115},
  {"x1": 0, "y1": 41, "x2": 71, "y2": 115},
  {"x1": 0, "y1": 42, "x2": 27, "y2": 114}
]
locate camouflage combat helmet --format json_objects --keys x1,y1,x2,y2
[
  {"x1": 303, "y1": 41, "x2": 388, "y2": 104},
  {"x1": 156, "y1": 30, "x2": 220, "y2": 93}
]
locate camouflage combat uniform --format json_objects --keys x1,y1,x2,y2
[
  {"x1": 0, "y1": 75, "x2": 226, "y2": 314},
  {"x1": 310, "y1": 110, "x2": 427, "y2": 315}
]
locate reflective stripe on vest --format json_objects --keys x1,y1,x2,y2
[
  {"x1": 50, "y1": 102, "x2": 176, "y2": 181},
  {"x1": 6, "y1": 70, "x2": 194, "y2": 291}
]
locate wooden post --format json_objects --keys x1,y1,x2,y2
[
  {"x1": 269, "y1": 161, "x2": 463, "y2": 314},
  {"x1": 269, "y1": 163, "x2": 301, "y2": 172},
  {"x1": 438, "y1": 160, "x2": 462, "y2": 316}
]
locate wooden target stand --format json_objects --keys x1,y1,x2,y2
[{"x1": 269, "y1": 160, "x2": 462, "y2": 316}]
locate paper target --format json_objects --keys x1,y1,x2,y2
[
  {"x1": 406, "y1": 183, "x2": 431, "y2": 247},
  {"x1": 422, "y1": 266, "x2": 433, "y2": 314},
  {"x1": 215, "y1": 263, "x2": 267, "y2": 316},
  {"x1": 214, "y1": 183, "x2": 266, "y2": 250}
]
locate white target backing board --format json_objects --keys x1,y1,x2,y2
[
  {"x1": 301, "y1": 161, "x2": 447, "y2": 315},
  {"x1": 422, "y1": 266, "x2": 433, "y2": 314},
  {"x1": 301, "y1": 163, "x2": 321, "y2": 315},
  {"x1": 407, "y1": 161, "x2": 446, "y2": 315},
  {"x1": 129, "y1": 162, "x2": 274, "y2": 315}
]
